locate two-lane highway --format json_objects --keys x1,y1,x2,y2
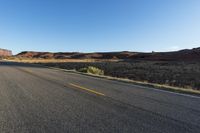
[{"x1": 0, "y1": 61, "x2": 199, "y2": 133}]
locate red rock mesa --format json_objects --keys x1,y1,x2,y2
[{"x1": 0, "y1": 48, "x2": 12, "y2": 57}]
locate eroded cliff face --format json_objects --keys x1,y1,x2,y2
[{"x1": 0, "y1": 49, "x2": 12, "y2": 57}]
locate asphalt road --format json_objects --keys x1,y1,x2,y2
[{"x1": 0, "y1": 61, "x2": 200, "y2": 133}]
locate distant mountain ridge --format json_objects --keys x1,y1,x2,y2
[{"x1": 16, "y1": 47, "x2": 200, "y2": 61}]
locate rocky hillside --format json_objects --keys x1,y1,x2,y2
[
  {"x1": 0, "y1": 49, "x2": 12, "y2": 57},
  {"x1": 16, "y1": 47, "x2": 200, "y2": 61},
  {"x1": 129, "y1": 47, "x2": 200, "y2": 61},
  {"x1": 16, "y1": 51, "x2": 138, "y2": 59}
]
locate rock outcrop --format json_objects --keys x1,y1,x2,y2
[{"x1": 0, "y1": 49, "x2": 12, "y2": 57}]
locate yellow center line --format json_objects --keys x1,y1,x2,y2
[{"x1": 68, "y1": 83, "x2": 105, "y2": 96}]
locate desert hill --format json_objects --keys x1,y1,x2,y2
[
  {"x1": 16, "y1": 51, "x2": 138, "y2": 59},
  {"x1": 16, "y1": 47, "x2": 200, "y2": 61}
]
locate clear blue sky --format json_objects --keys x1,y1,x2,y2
[{"x1": 0, "y1": 0, "x2": 200, "y2": 54}]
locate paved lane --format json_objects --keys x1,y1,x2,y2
[{"x1": 0, "y1": 61, "x2": 199, "y2": 133}]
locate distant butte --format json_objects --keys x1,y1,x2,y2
[{"x1": 0, "y1": 48, "x2": 12, "y2": 57}]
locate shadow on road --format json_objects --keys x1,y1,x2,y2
[{"x1": 0, "y1": 61, "x2": 45, "y2": 68}]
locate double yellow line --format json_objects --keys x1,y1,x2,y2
[{"x1": 68, "y1": 83, "x2": 105, "y2": 96}]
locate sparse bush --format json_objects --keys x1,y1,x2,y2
[{"x1": 78, "y1": 66, "x2": 104, "y2": 75}]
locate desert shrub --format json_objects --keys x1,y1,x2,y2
[{"x1": 78, "y1": 66, "x2": 104, "y2": 75}]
